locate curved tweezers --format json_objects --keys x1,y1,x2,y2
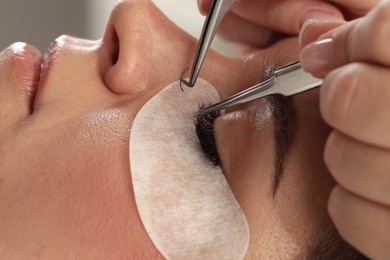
[
  {"x1": 181, "y1": 0, "x2": 237, "y2": 87},
  {"x1": 197, "y1": 61, "x2": 323, "y2": 115}
]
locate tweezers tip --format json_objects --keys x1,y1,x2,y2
[{"x1": 180, "y1": 78, "x2": 195, "y2": 88}]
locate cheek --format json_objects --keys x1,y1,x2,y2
[
  {"x1": 1, "y1": 131, "x2": 160, "y2": 258},
  {"x1": 72, "y1": 108, "x2": 133, "y2": 146},
  {"x1": 29, "y1": 108, "x2": 161, "y2": 258},
  {"x1": 65, "y1": 152, "x2": 160, "y2": 258},
  {"x1": 58, "y1": 108, "x2": 159, "y2": 256}
]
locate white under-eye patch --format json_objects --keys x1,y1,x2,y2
[{"x1": 130, "y1": 79, "x2": 249, "y2": 259}]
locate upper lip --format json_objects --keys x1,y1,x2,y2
[
  {"x1": 31, "y1": 40, "x2": 61, "y2": 107},
  {"x1": 39, "y1": 40, "x2": 60, "y2": 88}
]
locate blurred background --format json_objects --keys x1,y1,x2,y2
[{"x1": 0, "y1": 0, "x2": 234, "y2": 54}]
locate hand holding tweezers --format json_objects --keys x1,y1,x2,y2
[
  {"x1": 180, "y1": 0, "x2": 237, "y2": 87},
  {"x1": 179, "y1": 0, "x2": 322, "y2": 115}
]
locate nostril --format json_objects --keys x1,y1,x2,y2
[{"x1": 110, "y1": 28, "x2": 119, "y2": 65}]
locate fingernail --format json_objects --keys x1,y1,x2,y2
[
  {"x1": 301, "y1": 9, "x2": 343, "y2": 27},
  {"x1": 300, "y1": 38, "x2": 332, "y2": 73}
]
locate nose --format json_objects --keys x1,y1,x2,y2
[{"x1": 101, "y1": 0, "x2": 197, "y2": 99}]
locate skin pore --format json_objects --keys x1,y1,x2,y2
[{"x1": 0, "y1": 0, "x2": 337, "y2": 259}]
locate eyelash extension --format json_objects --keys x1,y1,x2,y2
[
  {"x1": 194, "y1": 103, "x2": 221, "y2": 166},
  {"x1": 179, "y1": 67, "x2": 190, "y2": 91}
]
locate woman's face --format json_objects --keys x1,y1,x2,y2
[{"x1": 0, "y1": 0, "x2": 334, "y2": 259}]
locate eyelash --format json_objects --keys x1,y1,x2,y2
[{"x1": 194, "y1": 103, "x2": 221, "y2": 166}]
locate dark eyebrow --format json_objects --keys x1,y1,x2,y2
[{"x1": 266, "y1": 95, "x2": 297, "y2": 196}]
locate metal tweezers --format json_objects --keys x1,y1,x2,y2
[
  {"x1": 198, "y1": 61, "x2": 322, "y2": 115},
  {"x1": 180, "y1": 0, "x2": 322, "y2": 115},
  {"x1": 180, "y1": 0, "x2": 237, "y2": 88}
]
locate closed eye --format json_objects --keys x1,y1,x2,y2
[
  {"x1": 193, "y1": 56, "x2": 297, "y2": 196},
  {"x1": 194, "y1": 104, "x2": 221, "y2": 166}
]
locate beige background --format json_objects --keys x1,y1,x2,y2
[
  {"x1": 0, "y1": 0, "x2": 87, "y2": 51},
  {"x1": 0, "y1": 0, "x2": 233, "y2": 53}
]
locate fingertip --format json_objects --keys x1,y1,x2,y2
[
  {"x1": 327, "y1": 187, "x2": 356, "y2": 248},
  {"x1": 323, "y1": 131, "x2": 338, "y2": 173},
  {"x1": 328, "y1": 185, "x2": 344, "y2": 227},
  {"x1": 198, "y1": 0, "x2": 212, "y2": 16}
]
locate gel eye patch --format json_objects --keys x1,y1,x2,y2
[{"x1": 130, "y1": 79, "x2": 249, "y2": 259}]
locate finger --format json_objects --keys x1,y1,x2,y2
[
  {"x1": 231, "y1": 0, "x2": 343, "y2": 35},
  {"x1": 301, "y1": 0, "x2": 390, "y2": 76},
  {"x1": 329, "y1": 186, "x2": 390, "y2": 260},
  {"x1": 329, "y1": 0, "x2": 380, "y2": 17},
  {"x1": 197, "y1": 0, "x2": 212, "y2": 16},
  {"x1": 217, "y1": 12, "x2": 274, "y2": 48},
  {"x1": 325, "y1": 131, "x2": 390, "y2": 206},
  {"x1": 200, "y1": 0, "x2": 344, "y2": 34},
  {"x1": 320, "y1": 63, "x2": 390, "y2": 147},
  {"x1": 299, "y1": 20, "x2": 345, "y2": 48}
]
